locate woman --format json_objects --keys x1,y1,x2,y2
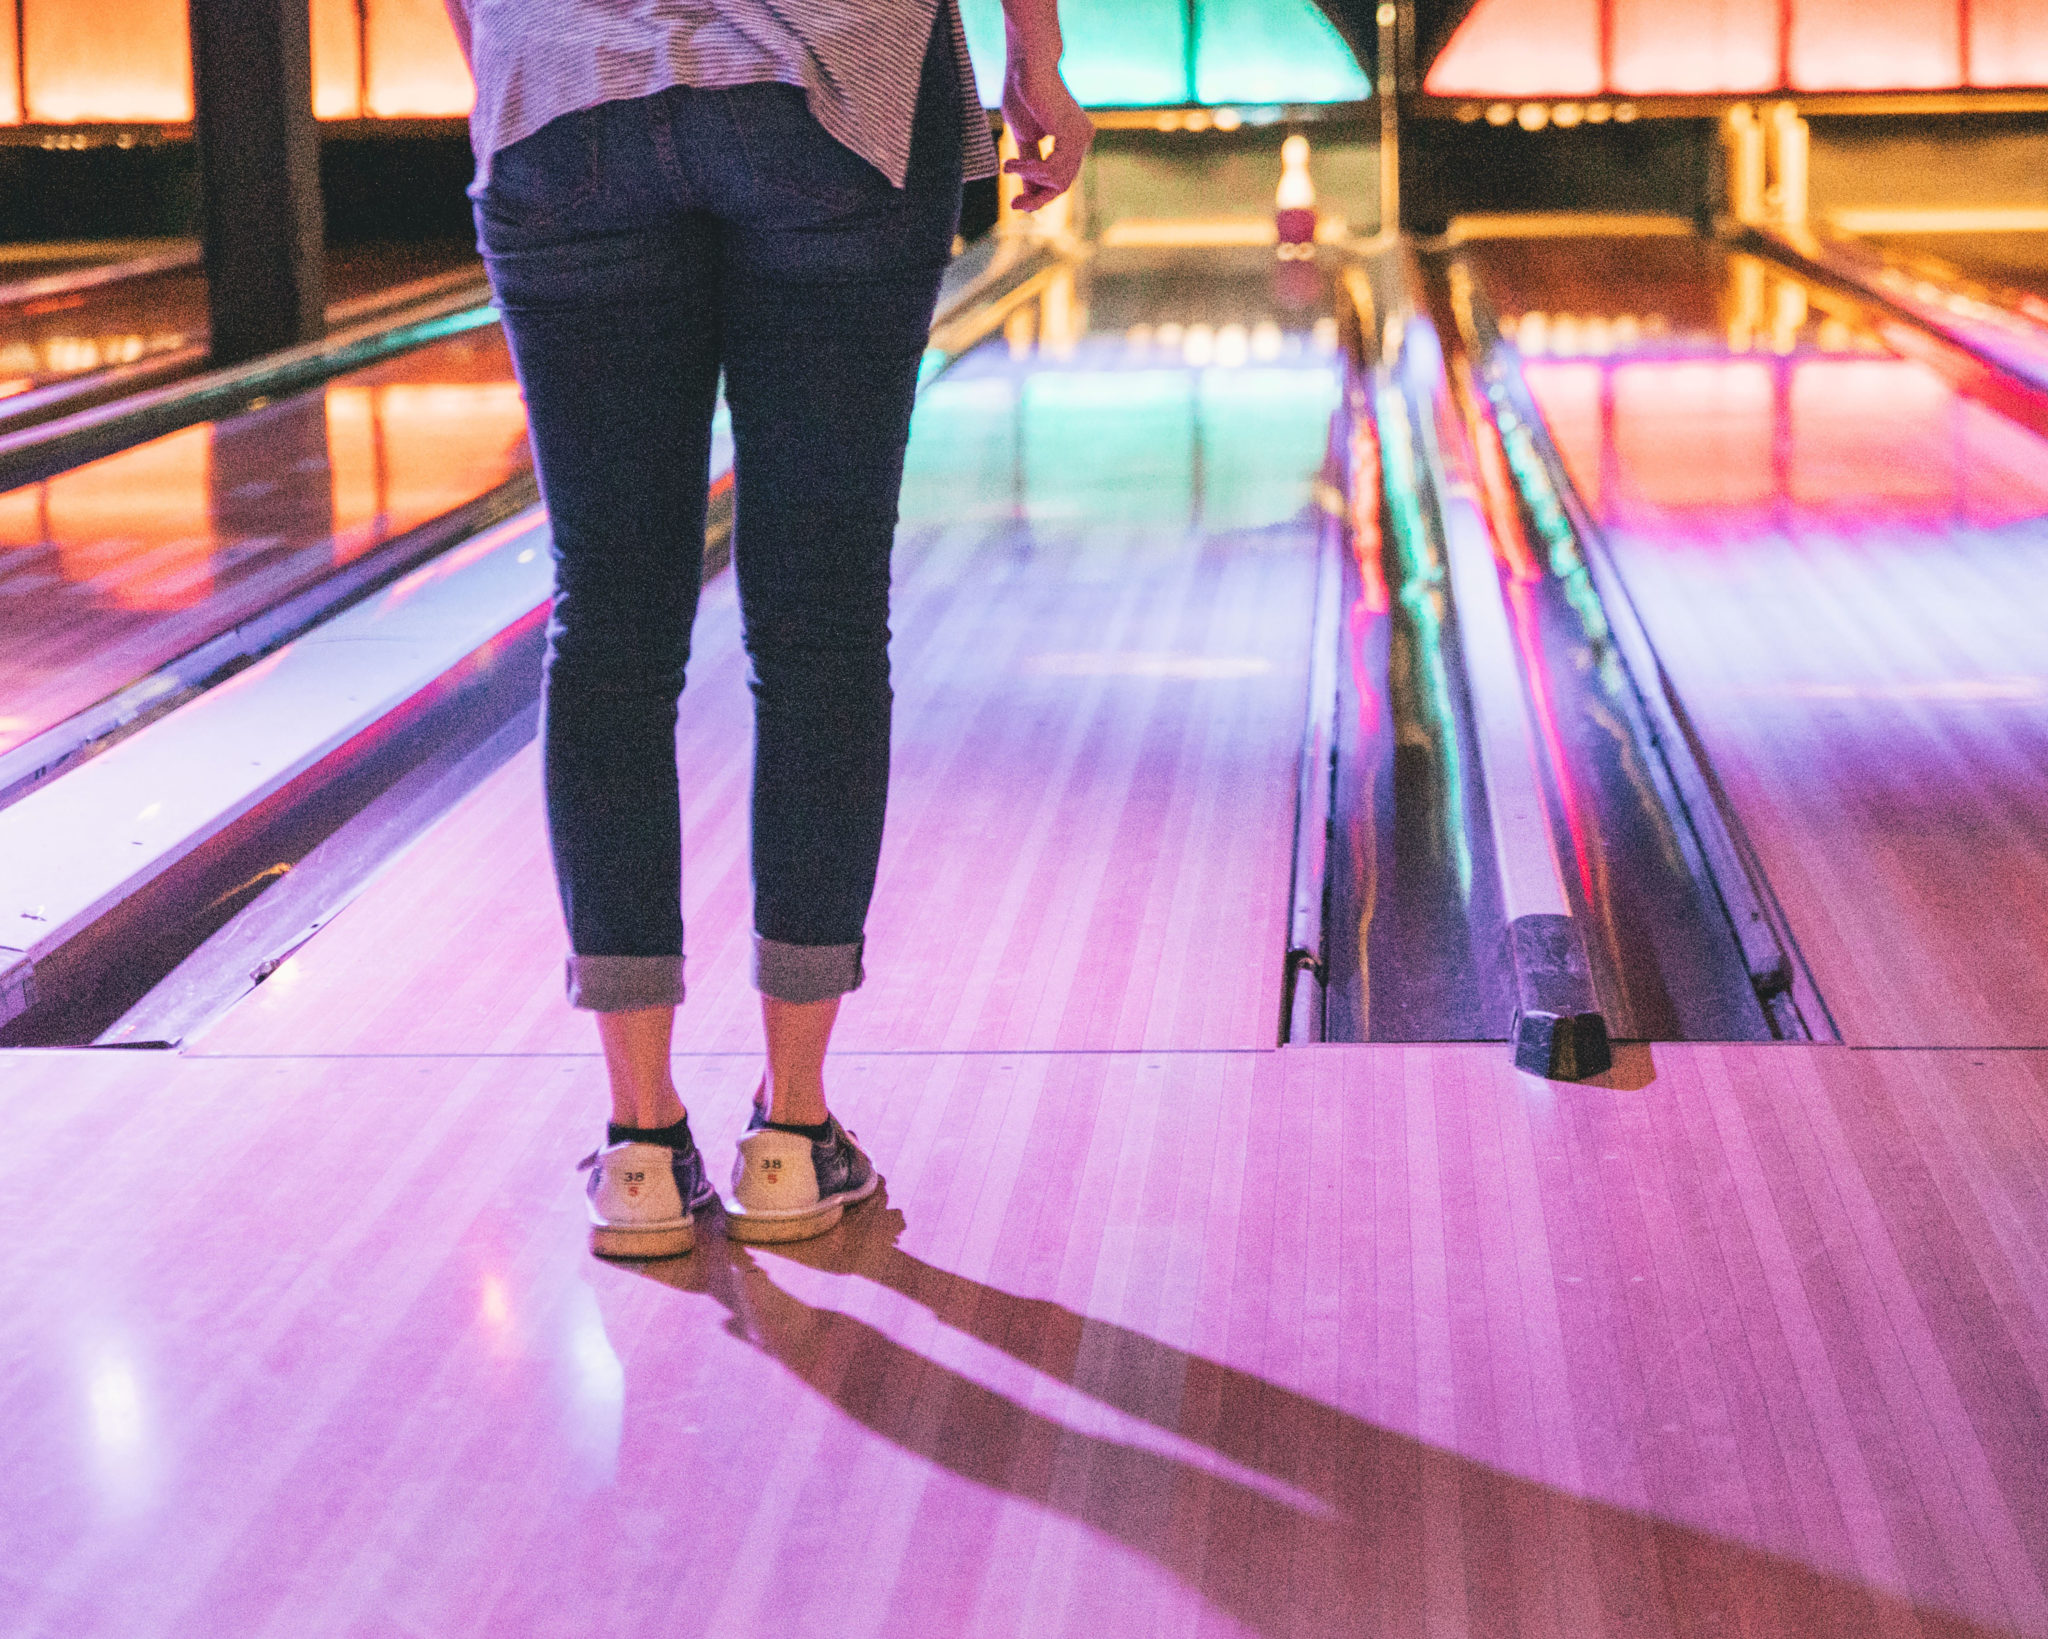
[{"x1": 443, "y1": 0, "x2": 1091, "y2": 1256}]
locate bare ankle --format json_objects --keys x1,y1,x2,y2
[
  {"x1": 759, "y1": 993, "x2": 840, "y2": 1128},
  {"x1": 758, "y1": 1074, "x2": 828, "y2": 1129}
]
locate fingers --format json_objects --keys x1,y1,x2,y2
[{"x1": 1003, "y1": 135, "x2": 1087, "y2": 211}]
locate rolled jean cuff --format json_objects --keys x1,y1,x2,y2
[
  {"x1": 754, "y1": 936, "x2": 864, "y2": 1004},
  {"x1": 565, "y1": 954, "x2": 685, "y2": 1012}
]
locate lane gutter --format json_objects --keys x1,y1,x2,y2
[
  {"x1": 0, "y1": 278, "x2": 497, "y2": 492},
  {"x1": 1735, "y1": 223, "x2": 2048, "y2": 442}
]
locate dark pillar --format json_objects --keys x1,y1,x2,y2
[{"x1": 188, "y1": 0, "x2": 326, "y2": 366}]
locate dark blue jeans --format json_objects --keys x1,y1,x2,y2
[{"x1": 475, "y1": 34, "x2": 962, "y2": 1012}]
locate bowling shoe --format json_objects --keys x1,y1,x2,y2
[
  {"x1": 722, "y1": 1107, "x2": 879, "y2": 1244},
  {"x1": 578, "y1": 1133, "x2": 716, "y2": 1260}
]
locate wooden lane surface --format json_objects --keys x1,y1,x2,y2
[
  {"x1": 1860, "y1": 233, "x2": 2048, "y2": 307},
  {"x1": 4, "y1": 1041, "x2": 2046, "y2": 1637},
  {"x1": 194, "y1": 523, "x2": 1311, "y2": 1056},
  {"x1": 0, "y1": 241, "x2": 475, "y2": 394},
  {"x1": 1587, "y1": 509, "x2": 2048, "y2": 1047},
  {"x1": 193, "y1": 360, "x2": 1330, "y2": 1059},
  {"x1": 0, "y1": 326, "x2": 529, "y2": 757}
]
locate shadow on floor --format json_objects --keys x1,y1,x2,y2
[{"x1": 631, "y1": 1189, "x2": 2016, "y2": 1639}]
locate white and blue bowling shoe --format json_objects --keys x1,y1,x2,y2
[{"x1": 577, "y1": 1133, "x2": 716, "y2": 1260}]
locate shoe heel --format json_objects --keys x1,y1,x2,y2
[
  {"x1": 723, "y1": 1202, "x2": 845, "y2": 1245},
  {"x1": 590, "y1": 1218, "x2": 697, "y2": 1260}
]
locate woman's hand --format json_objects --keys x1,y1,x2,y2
[{"x1": 999, "y1": 20, "x2": 1092, "y2": 212}]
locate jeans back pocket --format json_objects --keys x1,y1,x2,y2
[
  {"x1": 477, "y1": 109, "x2": 607, "y2": 236},
  {"x1": 726, "y1": 83, "x2": 888, "y2": 214}
]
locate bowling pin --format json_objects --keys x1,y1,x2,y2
[{"x1": 1276, "y1": 133, "x2": 1316, "y2": 261}]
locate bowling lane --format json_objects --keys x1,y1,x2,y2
[
  {"x1": 1801, "y1": 226, "x2": 2048, "y2": 397},
  {"x1": 1464, "y1": 233, "x2": 2048, "y2": 1047},
  {"x1": 0, "y1": 321, "x2": 528, "y2": 761},
  {"x1": 0, "y1": 240, "x2": 480, "y2": 419},
  {"x1": 1855, "y1": 230, "x2": 2048, "y2": 308},
  {"x1": 193, "y1": 247, "x2": 1342, "y2": 1058}
]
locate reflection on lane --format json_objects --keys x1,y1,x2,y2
[
  {"x1": 903, "y1": 327, "x2": 1342, "y2": 533},
  {"x1": 0, "y1": 326, "x2": 528, "y2": 755},
  {"x1": 1855, "y1": 228, "x2": 2048, "y2": 309},
  {"x1": 1529, "y1": 353, "x2": 2048, "y2": 528},
  {"x1": 1466, "y1": 234, "x2": 2048, "y2": 1046},
  {"x1": 0, "y1": 241, "x2": 480, "y2": 401}
]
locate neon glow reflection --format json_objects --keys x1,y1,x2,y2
[
  {"x1": 901, "y1": 345, "x2": 1340, "y2": 533},
  {"x1": 1526, "y1": 355, "x2": 2048, "y2": 529},
  {"x1": 561, "y1": 1283, "x2": 624, "y2": 1486},
  {"x1": 7, "y1": 0, "x2": 1366, "y2": 127},
  {"x1": 83, "y1": 1348, "x2": 159, "y2": 1516}
]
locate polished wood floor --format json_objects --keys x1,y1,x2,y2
[
  {"x1": 4, "y1": 1041, "x2": 2045, "y2": 1637},
  {"x1": 0, "y1": 325, "x2": 527, "y2": 755}
]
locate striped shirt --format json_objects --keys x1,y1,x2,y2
[{"x1": 447, "y1": 0, "x2": 998, "y2": 191}]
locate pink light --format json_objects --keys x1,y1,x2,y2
[
  {"x1": 1521, "y1": 363, "x2": 1605, "y2": 513},
  {"x1": 1954, "y1": 397, "x2": 2048, "y2": 527},
  {"x1": 1348, "y1": 417, "x2": 1390, "y2": 614},
  {"x1": 1969, "y1": 0, "x2": 2048, "y2": 87},
  {"x1": 1429, "y1": 0, "x2": 2033, "y2": 99},
  {"x1": 1611, "y1": 0, "x2": 1780, "y2": 95},
  {"x1": 1789, "y1": 0, "x2": 1961, "y2": 90},
  {"x1": 1612, "y1": 361, "x2": 1776, "y2": 510},
  {"x1": 1505, "y1": 576, "x2": 1597, "y2": 907},
  {"x1": 1788, "y1": 360, "x2": 1952, "y2": 508},
  {"x1": 1425, "y1": 0, "x2": 1601, "y2": 97}
]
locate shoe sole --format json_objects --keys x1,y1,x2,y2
[
  {"x1": 589, "y1": 1217, "x2": 697, "y2": 1259},
  {"x1": 722, "y1": 1173, "x2": 879, "y2": 1245}
]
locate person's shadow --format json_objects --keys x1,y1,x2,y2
[{"x1": 632, "y1": 1191, "x2": 2014, "y2": 1639}]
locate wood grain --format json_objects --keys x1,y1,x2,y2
[
  {"x1": 0, "y1": 325, "x2": 528, "y2": 755},
  {"x1": 2, "y1": 1042, "x2": 2045, "y2": 1636}
]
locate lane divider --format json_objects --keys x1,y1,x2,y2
[
  {"x1": 1350, "y1": 245, "x2": 1612, "y2": 1080},
  {"x1": 1448, "y1": 256, "x2": 1829, "y2": 1043}
]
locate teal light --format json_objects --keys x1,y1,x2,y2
[
  {"x1": 956, "y1": 0, "x2": 1368, "y2": 109},
  {"x1": 1020, "y1": 368, "x2": 1198, "y2": 523},
  {"x1": 955, "y1": 0, "x2": 1007, "y2": 107},
  {"x1": 899, "y1": 374, "x2": 1022, "y2": 525},
  {"x1": 903, "y1": 358, "x2": 1340, "y2": 531},
  {"x1": 1193, "y1": 0, "x2": 1371, "y2": 104},
  {"x1": 1062, "y1": 0, "x2": 1193, "y2": 107}
]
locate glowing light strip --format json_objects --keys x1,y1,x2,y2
[
  {"x1": 1828, "y1": 206, "x2": 2048, "y2": 234},
  {"x1": 1373, "y1": 370, "x2": 1475, "y2": 904}
]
